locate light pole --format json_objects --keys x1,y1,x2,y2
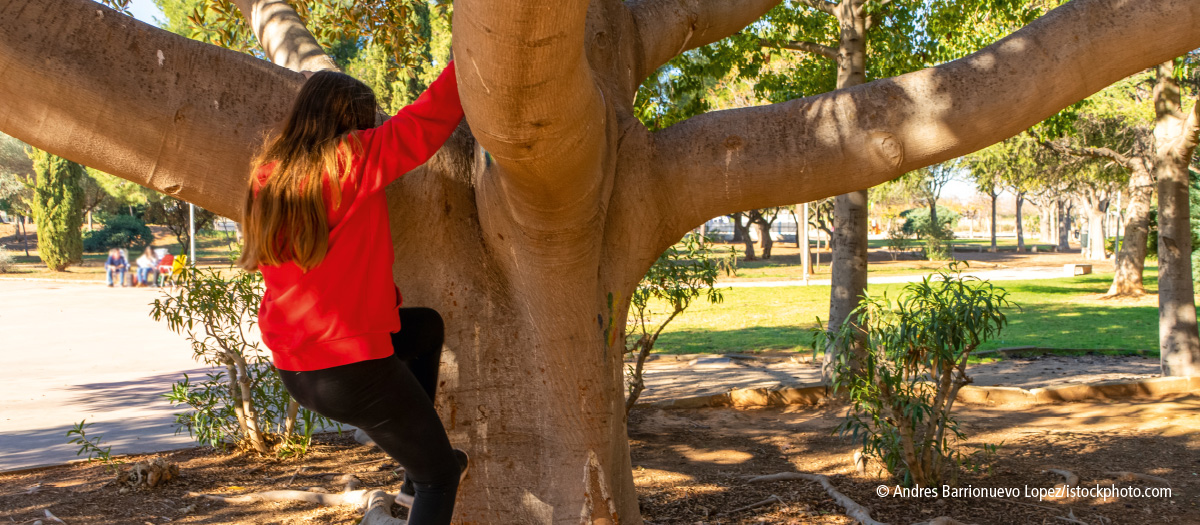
[
  {"x1": 188, "y1": 202, "x2": 195, "y2": 265},
  {"x1": 801, "y1": 202, "x2": 811, "y2": 284}
]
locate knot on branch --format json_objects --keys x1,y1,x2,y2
[{"x1": 869, "y1": 131, "x2": 904, "y2": 169}]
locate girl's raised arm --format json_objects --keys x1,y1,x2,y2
[{"x1": 358, "y1": 61, "x2": 463, "y2": 193}]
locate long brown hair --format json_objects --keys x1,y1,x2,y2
[{"x1": 239, "y1": 71, "x2": 378, "y2": 271}]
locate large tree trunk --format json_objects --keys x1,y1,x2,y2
[
  {"x1": 749, "y1": 210, "x2": 775, "y2": 259},
  {"x1": 729, "y1": 212, "x2": 745, "y2": 243},
  {"x1": 5, "y1": 0, "x2": 1200, "y2": 521},
  {"x1": 1153, "y1": 60, "x2": 1200, "y2": 377},
  {"x1": 825, "y1": 0, "x2": 869, "y2": 382},
  {"x1": 731, "y1": 212, "x2": 757, "y2": 260},
  {"x1": 1015, "y1": 190, "x2": 1025, "y2": 252},
  {"x1": 1108, "y1": 162, "x2": 1154, "y2": 296},
  {"x1": 1056, "y1": 198, "x2": 1072, "y2": 252},
  {"x1": 928, "y1": 197, "x2": 939, "y2": 235}
]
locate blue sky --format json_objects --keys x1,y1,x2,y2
[{"x1": 128, "y1": 0, "x2": 164, "y2": 25}]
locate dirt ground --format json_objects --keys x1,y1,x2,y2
[{"x1": 2, "y1": 390, "x2": 1195, "y2": 525}]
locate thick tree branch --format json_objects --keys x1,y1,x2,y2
[
  {"x1": 628, "y1": 0, "x2": 782, "y2": 83},
  {"x1": 452, "y1": 0, "x2": 608, "y2": 197},
  {"x1": 0, "y1": 0, "x2": 301, "y2": 219},
  {"x1": 650, "y1": 0, "x2": 1200, "y2": 235},
  {"x1": 761, "y1": 38, "x2": 838, "y2": 60},
  {"x1": 230, "y1": 0, "x2": 339, "y2": 72}
]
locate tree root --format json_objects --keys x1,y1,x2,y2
[
  {"x1": 1105, "y1": 471, "x2": 1170, "y2": 486},
  {"x1": 1046, "y1": 468, "x2": 1079, "y2": 487},
  {"x1": 749, "y1": 472, "x2": 887, "y2": 525},
  {"x1": 186, "y1": 474, "x2": 415, "y2": 525},
  {"x1": 717, "y1": 494, "x2": 783, "y2": 516}
]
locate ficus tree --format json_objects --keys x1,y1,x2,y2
[
  {"x1": 747, "y1": 0, "x2": 1038, "y2": 373},
  {"x1": 2, "y1": 0, "x2": 1199, "y2": 522},
  {"x1": 1038, "y1": 75, "x2": 1158, "y2": 295}
]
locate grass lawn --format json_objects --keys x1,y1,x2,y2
[{"x1": 650, "y1": 268, "x2": 1163, "y2": 355}]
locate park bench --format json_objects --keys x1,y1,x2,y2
[{"x1": 1064, "y1": 263, "x2": 1093, "y2": 276}]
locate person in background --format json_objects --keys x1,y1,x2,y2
[
  {"x1": 135, "y1": 246, "x2": 158, "y2": 287},
  {"x1": 104, "y1": 248, "x2": 127, "y2": 287}
]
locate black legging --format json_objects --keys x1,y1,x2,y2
[{"x1": 278, "y1": 307, "x2": 459, "y2": 524}]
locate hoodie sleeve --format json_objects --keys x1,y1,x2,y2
[{"x1": 357, "y1": 61, "x2": 463, "y2": 194}]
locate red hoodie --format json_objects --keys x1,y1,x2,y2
[{"x1": 256, "y1": 62, "x2": 462, "y2": 372}]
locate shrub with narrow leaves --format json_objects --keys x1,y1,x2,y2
[
  {"x1": 815, "y1": 262, "x2": 1011, "y2": 486},
  {"x1": 151, "y1": 266, "x2": 334, "y2": 457}
]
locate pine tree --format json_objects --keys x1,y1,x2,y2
[{"x1": 29, "y1": 150, "x2": 84, "y2": 271}]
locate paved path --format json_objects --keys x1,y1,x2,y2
[
  {"x1": 717, "y1": 266, "x2": 1073, "y2": 288},
  {"x1": 0, "y1": 280, "x2": 203, "y2": 471}
]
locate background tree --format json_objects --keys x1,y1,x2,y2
[
  {"x1": 1037, "y1": 72, "x2": 1163, "y2": 295},
  {"x1": 1152, "y1": 57, "x2": 1200, "y2": 377},
  {"x1": 747, "y1": 207, "x2": 783, "y2": 259},
  {"x1": 3, "y1": 0, "x2": 1200, "y2": 521},
  {"x1": 0, "y1": 132, "x2": 34, "y2": 256},
  {"x1": 905, "y1": 161, "x2": 958, "y2": 239},
  {"x1": 28, "y1": 150, "x2": 84, "y2": 271},
  {"x1": 143, "y1": 195, "x2": 217, "y2": 252},
  {"x1": 747, "y1": 0, "x2": 1040, "y2": 376},
  {"x1": 966, "y1": 152, "x2": 1004, "y2": 251}
]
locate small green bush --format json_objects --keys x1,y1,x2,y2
[
  {"x1": 901, "y1": 206, "x2": 960, "y2": 239},
  {"x1": 816, "y1": 262, "x2": 1011, "y2": 487},
  {"x1": 83, "y1": 215, "x2": 153, "y2": 252},
  {"x1": 0, "y1": 245, "x2": 12, "y2": 273},
  {"x1": 624, "y1": 233, "x2": 734, "y2": 414},
  {"x1": 151, "y1": 266, "x2": 333, "y2": 457}
]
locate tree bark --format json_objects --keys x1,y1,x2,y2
[
  {"x1": 749, "y1": 209, "x2": 775, "y2": 259},
  {"x1": 825, "y1": 0, "x2": 868, "y2": 382},
  {"x1": 1056, "y1": 198, "x2": 1072, "y2": 252},
  {"x1": 989, "y1": 190, "x2": 998, "y2": 251},
  {"x1": 731, "y1": 212, "x2": 756, "y2": 259},
  {"x1": 1084, "y1": 196, "x2": 1108, "y2": 260},
  {"x1": 1153, "y1": 60, "x2": 1200, "y2": 377},
  {"x1": 4, "y1": 0, "x2": 1200, "y2": 521},
  {"x1": 928, "y1": 197, "x2": 939, "y2": 236},
  {"x1": 230, "y1": 0, "x2": 340, "y2": 72},
  {"x1": 1107, "y1": 155, "x2": 1155, "y2": 296},
  {"x1": 1015, "y1": 190, "x2": 1025, "y2": 252}
]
